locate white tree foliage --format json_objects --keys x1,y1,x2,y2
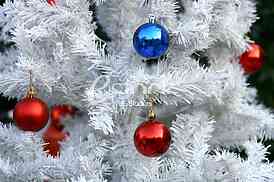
[{"x1": 0, "y1": 0, "x2": 274, "y2": 181}]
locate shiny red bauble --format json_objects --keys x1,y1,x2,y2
[
  {"x1": 47, "y1": 0, "x2": 56, "y2": 6},
  {"x1": 51, "y1": 105, "x2": 76, "y2": 129},
  {"x1": 134, "y1": 120, "x2": 171, "y2": 157},
  {"x1": 13, "y1": 97, "x2": 49, "y2": 132},
  {"x1": 43, "y1": 126, "x2": 69, "y2": 157},
  {"x1": 240, "y1": 43, "x2": 264, "y2": 74},
  {"x1": 42, "y1": 105, "x2": 76, "y2": 157}
]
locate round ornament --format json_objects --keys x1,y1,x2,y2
[
  {"x1": 50, "y1": 105, "x2": 76, "y2": 129},
  {"x1": 134, "y1": 119, "x2": 171, "y2": 157},
  {"x1": 43, "y1": 126, "x2": 69, "y2": 157},
  {"x1": 240, "y1": 43, "x2": 264, "y2": 74},
  {"x1": 47, "y1": 0, "x2": 56, "y2": 6},
  {"x1": 133, "y1": 23, "x2": 169, "y2": 58},
  {"x1": 13, "y1": 97, "x2": 49, "y2": 132},
  {"x1": 43, "y1": 104, "x2": 76, "y2": 157}
]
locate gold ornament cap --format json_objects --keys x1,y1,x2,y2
[
  {"x1": 147, "y1": 95, "x2": 156, "y2": 121},
  {"x1": 148, "y1": 109, "x2": 156, "y2": 120},
  {"x1": 26, "y1": 70, "x2": 37, "y2": 98}
]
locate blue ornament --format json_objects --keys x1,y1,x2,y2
[{"x1": 133, "y1": 23, "x2": 169, "y2": 58}]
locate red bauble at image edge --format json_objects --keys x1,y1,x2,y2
[
  {"x1": 13, "y1": 97, "x2": 49, "y2": 132},
  {"x1": 47, "y1": 0, "x2": 56, "y2": 6},
  {"x1": 134, "y1": 120, "x2": 171, "y2": 157},
  {"x1": 240, "y1": 43, "x2": 264, "y2": 74}
]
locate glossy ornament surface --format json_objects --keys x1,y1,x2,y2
[
  {"x1": 13, "y1": 97, "x2": 49, "y2": 132},
  {"x1": 240, "y1": 43, "x2": 264, "y2": 74},
  {"x1": 134, "y1": 120, "x2": 171, "y2": 157},
  {"x1": 133, "y1": 23, "x2": 169, "y2": 58},
  {"x1": 43, "y1": 104, "x2": 76, "y2": 157},
  {"x1": 43, "y1": 126, "x2": 69, "y2": 157},
  {"x1": 50, "y1": 105, "x2": 76, "y2": 129},
  {"x1": 47, "y1": 0, "x2": 56, "y2": 6}
]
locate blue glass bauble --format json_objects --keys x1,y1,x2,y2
[{"x1": 133, "y1": 23, "x2": 169, "y2": 58}]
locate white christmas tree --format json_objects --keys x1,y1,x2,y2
[{"x1": 0, "y1": 0, "x2": 274, "y2": 181}]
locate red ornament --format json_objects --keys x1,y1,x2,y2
[
  {"x1": 134, "y1": 120, "x2": 171, "y2": 157},
  {"x1": 47, "y1": 0, "x2": 56, "y2": 6},
  {"x1": 13, "y1": 97, "x2": 49, "y2": 132},
  {"x1": 42, "y1": 105, "x2": 76, "y2": 157},
  {"x1": 43, "y1": 126, "x2": 69, "y2": 157},
  {"x1": 50, "y1": 105, "x2": 76, "y2": 129},
  {"x1": 240, "y1": 43, "x2": 264, "y2": 74}
]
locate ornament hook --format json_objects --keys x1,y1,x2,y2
[
  {"x1": 147, "y1": 95, "x2": 156, "y2": 120},
  {"x1": 148, "y1": 15, "x2": 156, "y2": 23},
  {"x1": 26, "y1": 70, "x2": 37, "y2": 98}
]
